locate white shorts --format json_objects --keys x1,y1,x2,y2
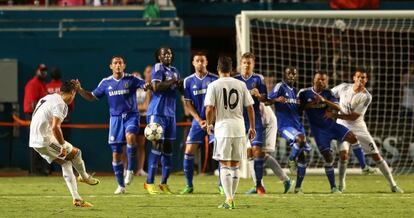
[
  {"x1": 33, "y1": 140, "x2": 74, "y2": 164},
  {"x1": 339, "y1": 129, "x2": 379, "y2": 155},
  {"x1": 262, "y1": 122, "x2": 277, "y2": 153},
  {"x1": 213, "y1": 137, "x2": 246, "y2": 161}
]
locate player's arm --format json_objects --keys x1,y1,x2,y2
[
  {"x1": 246, "y1": 105, "x2": 256, "y2": 140},
  {"x1": 138, "y1": 91, "x2": 151, "y2": 113},
  {"x1": 314, "y1": 93, "x2": 341, "y2": 111},
  {"x1": 265, "y1": 96, "x2": 287, "y2": 105},
  {"x1": 72, "y1": 79, "x2": 97, "y2": 101},
  {"x1": 325, "y1": 110, "x2": 360, "y2": 121},
  {"x1": 152, "y1": 80, "x2": 177, "y2": 92},
  {"x1": 51, "y1": 116, "x2": 68, "y2": 156},
  {"x1": 205, "y1": 105, "x2": 215, "y2": 135},
  {"x1": 184, "y1": 100, "x2": 206, "y2": 129}
]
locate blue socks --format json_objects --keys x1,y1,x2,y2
[
  {"x1": 183, "y1": 153, "x2": 195, "y2": 187},
  {"x1": 295, "y1": 162, "x2": 307, "y2": 189},
  {"x1": 126, "y1": 144, "x2": 137, "y2": 171},
  {"x1": 352, "y1": 144, "x2": 367, "y2": 169},
  {"x1": 161, "y1": 153, "x2": 172, "y2": 184},
  {"x1": 324, "y1": 163, "x2": 336, "y2": 189},
  {"x1": 254, "y1": 157, "x2": 264, "y2": 187},
  {"x1": 112, "y1": 161, "x2": 125, "y2": 187},
  {"x1": 146, "y1": 149, "x2": 161, "y2": 184}
]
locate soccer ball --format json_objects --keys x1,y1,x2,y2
[{"x1": 144, "y1": 123, "x2": 163, "y2": 141}]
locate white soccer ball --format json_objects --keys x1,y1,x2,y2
[
  {"x1": 334, "y1": 19, "x2": 347, "y2": 32},
  {"x1": 144, "y1": 123, "x2": 163, "y2": 141}
]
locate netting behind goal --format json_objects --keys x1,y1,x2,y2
[{"x1": 236, "y1": 11, "x2": 414, "y2": 174}]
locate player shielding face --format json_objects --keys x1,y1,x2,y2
[
  {"x1": 267, "y1": 66, "x2": 311, "y2": 194},
  {"x1": 144, "y1": 47, "x2": 183, "y2": 195},
  {"x1": 235, "y1": 53, "x2": 291, "y2": 195},
  {"x1": 29, "y1": 81, "x2": 99, "y2": 207},
  {"x1": 298, "y1": 71, "x2": 372, "y2": 193},
  {"x1": 329, "y1": 69, "x2": 403, "y2": 193},
  {"x1": 181, "y1": 53, "x2": 218, "y2": 194},
  {"x1": 73, "y1": 56, "x2": 148, "y2": 194},
  {"x1": 205, "y1": 56, "x2": 255, "y2": 209}
]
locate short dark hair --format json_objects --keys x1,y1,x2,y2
[
  {"x1": 111, "y1": 55, "x2": 125, "y2": 63},
  {"x1": 241, "y1": 52, "x2": 255, "y2": 61},
  {"x1": 314, "y1": 71, "x2": 328, "y2": 78},
  {"x1": 51, "y1": 68, "x2": 61, "y2": 80},
  {"x1": 155, "y1": 46, "x2": 173, "y2": 62},
  {"x1": 60, "y1": 81, "x2": 75, "y2": 93},
  {"x1": 193, "y1": 51, "x2": 207, "y2": 58},
  {"x1": 217, "y1": 56, "x2": 232, "y2": 73},
  {"x1": 354, "y1": 66, "x2": 367, "y2": 74}
]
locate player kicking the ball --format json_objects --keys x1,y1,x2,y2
[
  {"x1": 29, "y1": 81, "x2": 99, "y2": 207},
  {"x1": 205, "y1": 56, "x2": 256, "y2": 209}
]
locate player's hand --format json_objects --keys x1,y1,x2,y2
[
  {"x1": 71, "y1": 79, "x2": 82, "y2": 92},
  {"x1": 176, "y1": 80, "x2": 184, "y2": 88},
  {"x1": 314, "y1": 93, "x2": 326, "y2": 103},
  {"x1": 58, "y1": 147, "x2": 68, "y2": 158},
  {"x1": 143, "y1": 82, "x2": 152, "y2": 91},
  {"x1": 276, "y1": 96, "x2": 287, "y2": 103},
  {"x1": 248, "y1": 128, "x2": 256, "y2": 140},
  {"x1": 324, "y1": 110, "x2": 335, "y2": 119},
  {"x1": 207, "y1": 124, "x2": 214, "y2": 135},
  {"x1": 250, "y1": 88, "x2": 260, "y2": 97},
  {"x1": 198, "y1": 120, "x2": 207, "y2": 130}
]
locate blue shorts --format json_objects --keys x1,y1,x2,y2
[
  {"x1": 244, "y1": 116, "x2": 264, "y2": 147},
  {"x1": 186, "y1": 121, "x2": 214, "y2": 145},
  {"x1": 108, "y1": 113, "x2": 139, "y2": 145},
  {"x1": 311, "y1": 123, "x2": 350, "y2": 153},
  {"x1": 279, "y1": 126, "x2": 311, "y2": 152},
  {"x1": 147, "y1": 115, "x2": 176, "y2": 140}
]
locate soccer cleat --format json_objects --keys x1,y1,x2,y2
[
  {"x1": 294, "y1": 188, "x2": 304, "y2": 194},
  {"x1": 331, "y1": 187, "x2": 342, "y2": 194},
  {"x1": 218, "y1": 200, "x2": 234, "y2": 209},
  {"x1": 144, "y1": 182, "x2": 159, "y2": 195},
  {"x1": 73, "y1": 199, "x2": 93, "y2": 207},
  {"x1": 283, "y1": 178, "x2": 293, "y2": 194},
  {"x1": 124, "y1": 170, "x2": 134, "y2": 185},
  {"x1": 77, "y1": 175, "x2": 100, "y2": 186},
  {"x1": 245, "y1": 187, "x2": 257, "y2": 194},
  {"x1": 288, "y1": 160, "x2": 297, "y2": 176},
  {"x1": 180, "y1": 186, "x2": 194, "y2": 194},
  {"x1": 362, "y1": 166, "x2": 377, "y2": 175},
  {"x1": 256, "y1": 185, "x2": 266, "y2": 195},
  {"x1": 218, "y1": 186, "x2": 225, "y2": 195},
  {"x1": 159, "y1": 184, "x2": 173, "y2": 194},
  {"x1": 391, "y1": 185, "x2": 404, "y2": 193},
  {"x1": 136, "y1": 169, "x2": 148, "y2": 176},
  {"x1": 114, "y1": 186, "x2": 126, "y2": 195},
  {"x1": 338, "y1": 184, "x2": 346, "y2": 193}
]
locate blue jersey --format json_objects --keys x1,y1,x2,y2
[
  {"x1": 92, "y1": 73, "x2": 146, "y2": 116},
  {"x1": 183, "y1": 72, "x2": 218, "y2": 120},
  {"x1": 268, "y1": 81, "x2": 301, "y2": 129},
  {"x1": 147, "y1": 63, "x2": 181, "y2": 117},
  {"x1": 234, "y1": 73, "x2": 267, "y2": 119},
  {"x1": 298, "y1": 87, "x2": 339, "y2": 129}
]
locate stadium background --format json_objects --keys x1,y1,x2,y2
[{"x1": 0, "y1": 0, "x2": 414, "y2": 173}]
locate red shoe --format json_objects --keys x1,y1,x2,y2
[{"x1": 256, "y1": 186, "x2": 266, "y2": 195}]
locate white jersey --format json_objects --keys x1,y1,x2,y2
[
  {"x1": 331, "y1": 83, "x2": 372, "y2": 129},
  {"x1": 29, "y1": 93, "x2": 68, "y2": 148},
  {"x1": 260, "y1": 103, "x2": 277, "y2": 152},
  {"x1": 204, "y1": 77, "x2": 254, "y2": 137}
]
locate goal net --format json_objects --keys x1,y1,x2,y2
[{"x1": 236, "y1": 11, "x2": 414, "y2": 175}]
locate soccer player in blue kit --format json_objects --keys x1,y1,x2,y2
[
  {"x1": 267, "y1": 66, "x2": 311, "y2": 194},
  {"x1": 180, "y1": 53, "x2": 218, "y2": 194},
  {"x1": 144, "y1": 47, "x2": 183, "y2": 194},
  {"x1": 235, "y1": 52, "x2": 291, "y2": 195},
  {"x1": 74, "y1": 56, "x2": 147, "y2": 194},
  {"x1": 298, "y1": 71, "x2": 370, "y2": 193}
]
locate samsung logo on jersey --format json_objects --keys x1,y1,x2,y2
[
  {"x1": 286, "y1": 99, "x2": 298, "y2": 104},
  {"x1": 193, "y1": 89, "x2": 207, "y2": 96},
  {"x1": 109, "y1": 89, "x2": 130, "y2": 96}
]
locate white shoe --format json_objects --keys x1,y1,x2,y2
[
  {"x1": 114, "y1": 186, "x2": 126, "y2": 195},
  {"x1": 124, "y1": 170, "x2": 134, "y2": 185},
  {"x1": 136, "y1": 169, "x2": 147, "y2": 176}
]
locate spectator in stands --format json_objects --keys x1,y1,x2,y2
[
  {"x1": 46, "y1": 67, "x2": 75, "y2": 140},
  {"x1": 24, "y1": 63, "x2": 49, "y2": 176},
  {"x1": 401, "y1": 63, "x2": 414, "y2": 118}
]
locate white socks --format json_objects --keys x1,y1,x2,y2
[
  {"x1": 71, "y1": 150, "x2": 89, "y2": 179},
  {"x1": 377, "y1": 159, "x2": 397, "y2": 187},
  {"x1": 61, "y1": 161, "x2": 81, "y2": 200},
  {"x1": 220, "y1": 166, "x2": 240, "y2": 200}
]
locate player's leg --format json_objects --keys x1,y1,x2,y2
[
  {"x1": 357, "y1": 132, "x2": 403, "y2": 193},
  {"x1": 124, "y1": 114, "x2": 140, "y2": 185},
  {"x1": 136, "y1": 133, "x2": 147, "y2": 176},
  {"x1": 279, "y1": 127, "x2": 306, "y2": 175},
  {"x1": 321, "y1": 149, "x2": 339, "y2": 193},
  {"x1": 181, "y1": 123, "x2": 203, "y2": 194},
  {"x1": 108, "y1": 116, "x2": 127, "y2": 193},
  {"x1": 159, "y1": 116, "x2": 176, "y2": 194},
  {"x1": 343, "y1": 131, "x2": 375, "y2": 174},
  {"x1": 294, "y1": 133, "x2": 309, "y2": 194},
  {"x1": 63, "y1": 145, "x2": 99, "y2": 186},
  {"x1": 338, "y1": 142, "x2": 349, "y2": 192}
]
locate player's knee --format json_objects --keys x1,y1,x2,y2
[
  {"x1": 296, "y1": 134, "x2": 306, "y2": 147},
  {"x1": 346, "y1": 132, "x2": 358, "y2": 144},
  {"x1": 372, "y1": 153, "x2": 382, "y2": 162},
  {"x1": 340, "y1": 151, "x2": 348, "y2": 161},
  {"x1": 126, "y1": 133, "x2": 137, "y2": 145},
  {"x1": 252, "y1": 146, "x2": 264, "y2": 158},
  {"x1": 65, "y1": 147, "x2": 79, "y2": 161}
]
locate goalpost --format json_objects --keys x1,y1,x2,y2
[{"x1": 236, "y1": 11, "x2": 414, "y2": 177}]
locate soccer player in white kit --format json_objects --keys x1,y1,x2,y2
[
  {"x1": 205, "y1": 56, "x2": 256, "y2": 209},
  {"x1": 29, "y1": 81, "x2": 100, "y2": 207},
  {"x1": 327, "y1": 68, "x2": 404, "y2": 193}
]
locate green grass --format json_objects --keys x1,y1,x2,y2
[{"x1": 0, "y1": 175, "x2": 413, "y2": 217}]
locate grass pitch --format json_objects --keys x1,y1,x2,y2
[{"x1": 0, "y1": 174, "x2": 413, "y2": 218}]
